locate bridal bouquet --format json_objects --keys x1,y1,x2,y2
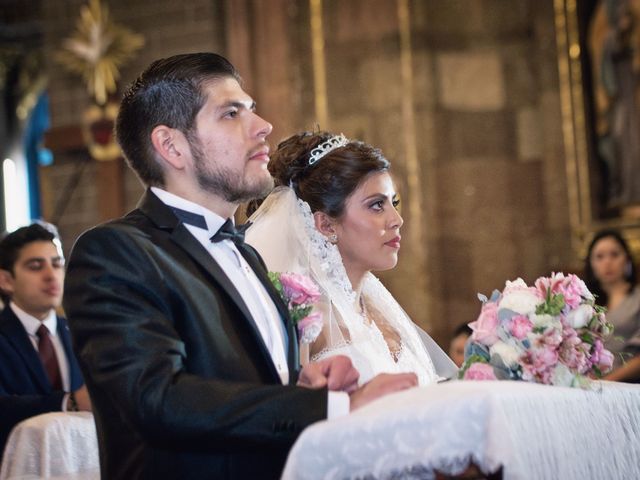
[
  {"x1": 460, "y1": 273, "x2": 614, "y2": 387},
  {"x1": 268, "y1": 271, "x2": 323, "y2": 344}
]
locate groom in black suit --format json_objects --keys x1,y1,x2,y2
[{"x1": 63, "y1": 53, "x2": 416, "y2": 480}]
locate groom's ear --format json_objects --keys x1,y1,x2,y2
[
  {"x1": 313, "y1": 211, "x2": 337, "y2": 237},
  {"x1": 150, "y1": 125, "x2": 190, "y2": 170}
]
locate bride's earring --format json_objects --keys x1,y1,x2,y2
[{"x1": 329, "y1": 234, "x2": 338, "y2": 244}]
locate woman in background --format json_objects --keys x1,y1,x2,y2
[{"x1": 585, "y1": 229, "x2": 640, "y2": 382}]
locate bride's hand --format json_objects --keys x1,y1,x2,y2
[
  {"x1": 349, "y1": 373, "x2": 418, "y2": 411},
  {"x1": 297, "y1": 355, "x2": 360, "y2": 393}
]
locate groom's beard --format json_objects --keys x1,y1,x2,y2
[{"x1": 189, "y1": 136, "x2": 274, "y2": 203}]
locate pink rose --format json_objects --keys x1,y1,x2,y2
[
  {"x1": 590, "y1": 339, "x2": 614, "y2": 373},
  {"x1": 558, "y1": 274, "x2": 585, "y2": 309},
  {"x1": 508, "y1": 315, "x2": 533, "y2": 340},
  {"x1": 558, "y1": 329, "x2": 590, "y2": 373},
  {"x1": 532, "y1": 327, "x2": 563, "y2": 349},
  {"x1": 535, "y1": 273, "x2": 589, "y2": 310},
  {"x1": 297, "y1": 311, "x2": 323, "y2": 344},
  {"x1": 534, "y1": 272, "x2": 565, "y2": 298},
  {"x1": 597, "y1": 350, "x2": 614, "y2": 373},
  {"x1": 463, "y1": 362, "x2": 497, "y2": 381},
  {"x1": 469, "y1": 302, "x2": 500, "y2": 346},
  {"x1": 279, "y1": 272, "x2": 321, "y2": 306},
  {"x1": 536, "y1": 345, "x2": 559, "y2": 367},
  {"x1": 521, "y1": 341, "x2": 560, "y2": 384}
]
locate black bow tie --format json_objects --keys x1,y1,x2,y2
[
  {"x1": 170, "y1": 207, "x2": 251, "y2": 246},
  {"x1": 210, "y1": 218, "x2": 252, "y2": 245},
  {"x1": 170, "y1": 206, "x2": 208, "y2": 230}
]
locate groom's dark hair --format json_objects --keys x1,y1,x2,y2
[
  {"x1": 250, "y1": 131, "x2": 390, "y2": 218},
  {"x1": 115, "y1": 52, "x2": 241, "y2": 187}
]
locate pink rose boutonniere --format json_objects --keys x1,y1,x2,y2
[{"x1": 268, "y1": 272, "x2": 323, "y2": 344}]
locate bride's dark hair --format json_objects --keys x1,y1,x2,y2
[{"x1": 247, "y1": 131, "x2": 390, "y2": 217}]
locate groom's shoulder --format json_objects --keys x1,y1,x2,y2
[
  {"x1": 69, "y1": 208, "x2": 158, "y2": 256},
  {"x1": 89, "y1": 208, "x2": 151, "y2": 235}
]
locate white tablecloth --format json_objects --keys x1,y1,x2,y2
[
  {"x1": 0, "y1": 412, "x2": 99, "y2": 480},
  {"x1": 282, "y1": 380, "x2": 640, "y2": 480}
]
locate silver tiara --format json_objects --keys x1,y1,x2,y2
[{"x1": 308, "y1": 134, "x2": 349, "y2": 165}]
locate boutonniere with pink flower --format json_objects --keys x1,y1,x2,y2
[
  {"x1": 268, "y1": 271, "x2": 323, "y2": 344},
  {"x1": 460, "y1": 273, "x2": 614, "y2": 388}
]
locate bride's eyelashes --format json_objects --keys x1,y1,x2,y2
[
  {"x1": 368, "y1": 196, "x2": 400, "y2": 212},
  {"x1": 369, "y1": 200, "x2": 385, "y2": 211}
]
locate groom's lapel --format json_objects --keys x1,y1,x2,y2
[
  {"x1": 237, "y1": 244, "x2": 301, "y2": 381},
  {"x1": 137, "y1": 190, "x2": 281, "y2": 381},
  {"x1": 170, "y1": 230, "x2": 282, "y2": 381}
]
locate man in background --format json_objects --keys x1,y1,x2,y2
[
  {"x1": 449, "y1": 323, "x2": 472, "y2": 367},
  {"x1": 0, "y1": 222, "x2": 91, "y2": 461}
]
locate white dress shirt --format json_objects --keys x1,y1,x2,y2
[
  {"x1": 152, "y1": 187, "x2": 290, "y2": 383},
  {"x1": 151, "y1": 187, "x2": 349, "y2": 418}
]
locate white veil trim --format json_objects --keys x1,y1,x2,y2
[{"x1": 246, "y1": 186, "x2": 456, "y2": 385}]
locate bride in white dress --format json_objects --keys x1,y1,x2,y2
[{"x1": 246, "y1": 131, "x2": 456, "y2": 385}]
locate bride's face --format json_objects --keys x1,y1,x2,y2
[{"x1": 334, "y1": 171, "x2": 403, "y2": 279}]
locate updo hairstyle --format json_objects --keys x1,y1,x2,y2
[{"x1": 262, "y1": 131, "x2": 390, "y2": 218}]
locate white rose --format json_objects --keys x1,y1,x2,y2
[
  {"x1": 503, "y1": 278, "x2": 528, "y2": 291},
  {"x1": 490, "y1": 340, "x2": 522, "y2": 368},
  {"x1": 531, "y1": 314, "x2": 561, "y2": 329},
  {"x1": 499, "y1": 290, "x2": 540, "y2": 315},
  {"x1": 565, "y1": 304, "x2": 593, "y2": 329},
  {"x1": 577, "y1": 277, "x2": 594, "y2": 301},
  {"x1": 551, "y1": 363, "x2": 576, "y2": 387}
]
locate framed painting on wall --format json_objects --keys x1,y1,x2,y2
[{"x1": 555, "y1": 0, "x2": 640, "y2": 257}]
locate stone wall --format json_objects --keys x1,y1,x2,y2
[
  {"x1": 415, "y1": 1, "x2": 573, "y2": 340},
  {"x1": 39, "y1": 0, "x2": 225, "y2": 253}
]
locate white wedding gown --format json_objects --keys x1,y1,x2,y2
[{"x1": 246, "y1": 187, "x2": 457, "y2": 385}]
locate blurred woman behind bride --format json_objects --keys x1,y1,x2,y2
[{"x1": 246, "y1": 131, "x2": 456, "y2": 385}]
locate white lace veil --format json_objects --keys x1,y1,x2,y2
[{"x1": 246, "y1": 186, "x2": 457, "y2": 385}]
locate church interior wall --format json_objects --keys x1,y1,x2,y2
[{"x1": 4, "y1": 0, "x2": 578, "y2": 347}]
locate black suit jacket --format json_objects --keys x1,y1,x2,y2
[
  {"x1": 63, "y1": 190, "x2": 327, "y2": 480},
  {"x1": 0, "y1": 306, "x2": 84, "y2": 461}
]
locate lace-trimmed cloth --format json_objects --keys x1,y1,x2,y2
[
  {"x1": 282, "y1": 380, "x2": 640, "y2": 480},
  {"x1": 0, "y1": 412, "x2": 99, "y2": 479}
]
